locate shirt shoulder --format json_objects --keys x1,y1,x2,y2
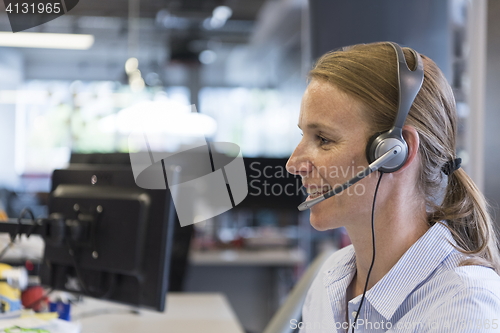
[
  {"x1": 417, "y1": 262, "x2": 500, "y2": 330},
  {"x1": 453, "y1": 264, "x2": 500, "y2": 288},
  {"x1": 420, "y1": 278, "x2": 500, "y2": 332},
  {"x1": 438, "y1": 253, "x2": 500, "y2": 296},
  {"x1": 384, "y1": 255, "x2": 500, "y2": 332}
]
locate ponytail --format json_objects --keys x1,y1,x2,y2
[{"x1": 431, "y1": 168, "x2": 500, "y2": 273}]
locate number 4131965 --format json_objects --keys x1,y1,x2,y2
[{"x1": 5, "y1": 2, "x2": 62, "y2": 14}]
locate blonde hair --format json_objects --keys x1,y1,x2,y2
[{"x1": 309, "y1": 42, "x2": 500, "y2": 273}]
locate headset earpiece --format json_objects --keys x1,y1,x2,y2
[
  {"x1": 365, "y1": 132, "x2": 382, "y2": 164},
  {"x1": 366, "y1": 129, "x2": 408, "y2": 173},
  {"x1": 365, "y1": 42, "x2": 424, "y2": 173}
]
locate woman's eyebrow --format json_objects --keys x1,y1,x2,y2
[{"x1": 298, "y1": 123, "x2": 338, "y2": 133}]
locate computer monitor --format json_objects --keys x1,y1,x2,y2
[
  {"x1": 240, "y1": 157, "x2": 304, "y2": 211},
  {"x1": 39, "y1": 164, "x2": 177, "y2": 312}
]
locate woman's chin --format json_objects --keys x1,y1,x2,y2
[
  {"x1": 305, "y1": 195, "x2": 346, "y2": 230},
  {"x1": 309, "y1": 211, "x2": 341, "y2": 231}
]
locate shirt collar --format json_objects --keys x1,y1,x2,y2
[
  {"x1": 322, "y1": 245, "x2": 356, "y2": 292},
  {"x1": 366, "y1": 222, "x2": 457, "y2": 319},
  {"x1": 323, "y1": 222, "x2": 457, "y2": 320}
]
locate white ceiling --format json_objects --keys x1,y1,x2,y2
[{"x1": 0, "y1": 0, "x2": 307, "y2": 89}]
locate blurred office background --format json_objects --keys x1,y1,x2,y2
[{"x1": 0, "y1": 0, "x2": 499, "y2": 332}]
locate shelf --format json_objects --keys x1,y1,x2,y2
[{"x1": 189, "y1": 248, "x2": 305, "y2": 266}]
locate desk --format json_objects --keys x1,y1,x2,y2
[{"x1": 72, "y1": 293, "x2": 245, "y2": 333}]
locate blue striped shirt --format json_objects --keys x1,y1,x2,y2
[{"x1": 300, "y1": 222, "x2": 500, "y2": 332}]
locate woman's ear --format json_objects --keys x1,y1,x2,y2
[{"x1": 396, "y1": 125, "x2": 420, "y2": 173}]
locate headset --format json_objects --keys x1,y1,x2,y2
[
  {"x1": 298, "y1": 42, "x2": 424, "y2": 211},
  {"x1": 366, "y1": 42, "x2": 424, "y2": 172}
]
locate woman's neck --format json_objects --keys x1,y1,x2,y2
[{"x1": 345, "y1": 194, "x2": 429, "y2": 298}]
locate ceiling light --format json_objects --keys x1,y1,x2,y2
[
  {"x1": 203, "y1": 18, "x2": 214, "y2": 30},
  {"x1": 199, "y1": 50, "x2": 217, "y2": 64},
  {"x1": 0, "y1": 32, "x2": 94, "y2": 50},
  {"x1": 213, "y1": 6, "x2": 232, "y2": 21},
  {"x1": 130, "y1": 77, "x2": 145, "y2": 92},
  {"x1": 204, "y1": 6, "x2": 233, "y2": 29},
  {"x1": 125, "y1": 58, "x2": 139, "y2": 74},
  {"x1": 102, "y1": 101, "x2": 217, "y2": 137}
]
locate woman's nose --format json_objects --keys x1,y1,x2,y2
[{"x1": 286, "y1": 144, "x2": 312, "y2": 177}]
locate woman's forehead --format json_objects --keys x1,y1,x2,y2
[{"x1": 299, "y1": 80, "x2": 368, "y2": 130}]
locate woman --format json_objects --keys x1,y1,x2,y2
[{"x1": 286, "y1": 42, "x2": 500, "y2": 332}]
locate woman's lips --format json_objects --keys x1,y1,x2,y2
[{"x1": 304, "y1": 186, "x2": 333, "y2": 201}]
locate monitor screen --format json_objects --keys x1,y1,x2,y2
[{"x1": 40, "y1": 164, "x2": 176, "y2": 311}]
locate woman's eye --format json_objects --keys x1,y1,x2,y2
[{"x1": 317, "y1": 136, "x2": 330, "y2": 145}]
